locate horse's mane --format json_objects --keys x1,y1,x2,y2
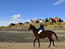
[
  {"x1": 30, "y1": 24, "x2": 39, "y2": 30},
  {"x1": 30, "y1": 24, "x2": 39, "y2": 32}
]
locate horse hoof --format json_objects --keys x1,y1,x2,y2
[
  {"x1": 48, "y1": 46, "x2": 50, "y2": 47},
  {"x1": 38, "y1": 46, "x2": 40, "y2": 48},
  {"x1": 53, "y1": 45, "x2": 55, "y2": 47}
]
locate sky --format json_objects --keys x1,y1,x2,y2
[{"x1": 0, "y1": 0, "x2": 65, "y2": 26}]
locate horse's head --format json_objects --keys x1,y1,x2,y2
[
  {"x1": 28, "y1": 24, "x2": 38, "y2": 34},
  {"x1": 28, "y1": 24, "x2": 33, "y2": 31}
]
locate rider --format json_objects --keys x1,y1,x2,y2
[{"x1": 38, "y1": 22, "x2": 44, "y2": 36}]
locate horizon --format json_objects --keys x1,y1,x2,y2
[
  {"x1": 0, "y1": 17, "x2": 64, "y2": 27},
  {"x1": 0, "y1": 0, "x2": 65, "y2": 26}
]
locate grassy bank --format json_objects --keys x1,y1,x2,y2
[{"x1": 0, "y1": 22, "x2": 65, "y2": 29}]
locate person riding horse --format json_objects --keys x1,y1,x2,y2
[
  {"x1": 38, "y1": 23, "x2": 44, "y2": 36},
  {"x1": 28, "y1": 24, "x2": 58, "y2": 47}
]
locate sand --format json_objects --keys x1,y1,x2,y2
[{"x1": 0, "y1": 42, "x2": 65, "y2": 49}]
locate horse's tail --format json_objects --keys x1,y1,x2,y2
[{"x1": 52, "y1": 32, "x2": 58, "y2": 41}]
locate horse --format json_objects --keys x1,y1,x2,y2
[{"x1": 28, "y1": 24, "x2": 58, "y2": 47}]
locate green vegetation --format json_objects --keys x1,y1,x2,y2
[{"x1": 0, "y1": 22, "x2": 65, "y2": 29}]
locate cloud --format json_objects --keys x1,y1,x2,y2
[
  {"x1": 11, "y1": 14, "x2": 24, "y2": 20},
  {"x1": 0, "y1": 14, "x2": 25, "y2": 26},
  {"x1": 0, "y1": 21, "x2": 10, "y2": 26},
  {"x1": 9, "y1": 19, "x2": 22, "y2": 23},
  {"x1": 10, "y1": 14, "x2": 24, "y2": 23},
  {"x1": 53, "y1": 0, "x2": 65, "y2": 5}
]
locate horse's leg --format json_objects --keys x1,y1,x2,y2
[
  {"x1": 38, "y1": 38, "x2": 40, "y2": 47},
  {"x1": 51, "y1": 39, "x2": 55, "y2": 46},
  {"x1": 33, "y1": 38, "x2": 37, "y2": 47},
  {"x1": 48, "y1": 40, "x2": 51, "y2": 47},
  {"x1": 33, "y1": 39, "x2": 36, "y2": 47}
]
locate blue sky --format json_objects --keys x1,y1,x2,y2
[{"x1": 0, "y1": 0, "x2": 65, "y2": 26}]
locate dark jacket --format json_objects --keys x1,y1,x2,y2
[{"x1": 39, "y1": 24, "x2": 44, "y2": 29}]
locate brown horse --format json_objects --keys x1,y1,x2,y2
[{"x1": 28, "y1": 24, "x2": 58, "y2": 47}]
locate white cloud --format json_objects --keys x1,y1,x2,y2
[
  {"x1": 0, "y1": 14, "x2": 25, "y2": 26},
  {"x1": 53, "y1": 0, "x2": 65, "y2": 5},
  {"x1": 11, "y1": 14, "x2": 24, "y2": 20},
  {"x1": 10, "y1": 14, "x2": 24, "y2": 23},
  {"x1": 10, "y1": 19, "x2": 22, "y2": 23},
  {"x1": 0, "y1": 21, "x2": 10, "y2": 26}
]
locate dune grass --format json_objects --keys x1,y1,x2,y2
[{"x1": 0, "y1": 22, "x2": 65, "y2": 29}]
